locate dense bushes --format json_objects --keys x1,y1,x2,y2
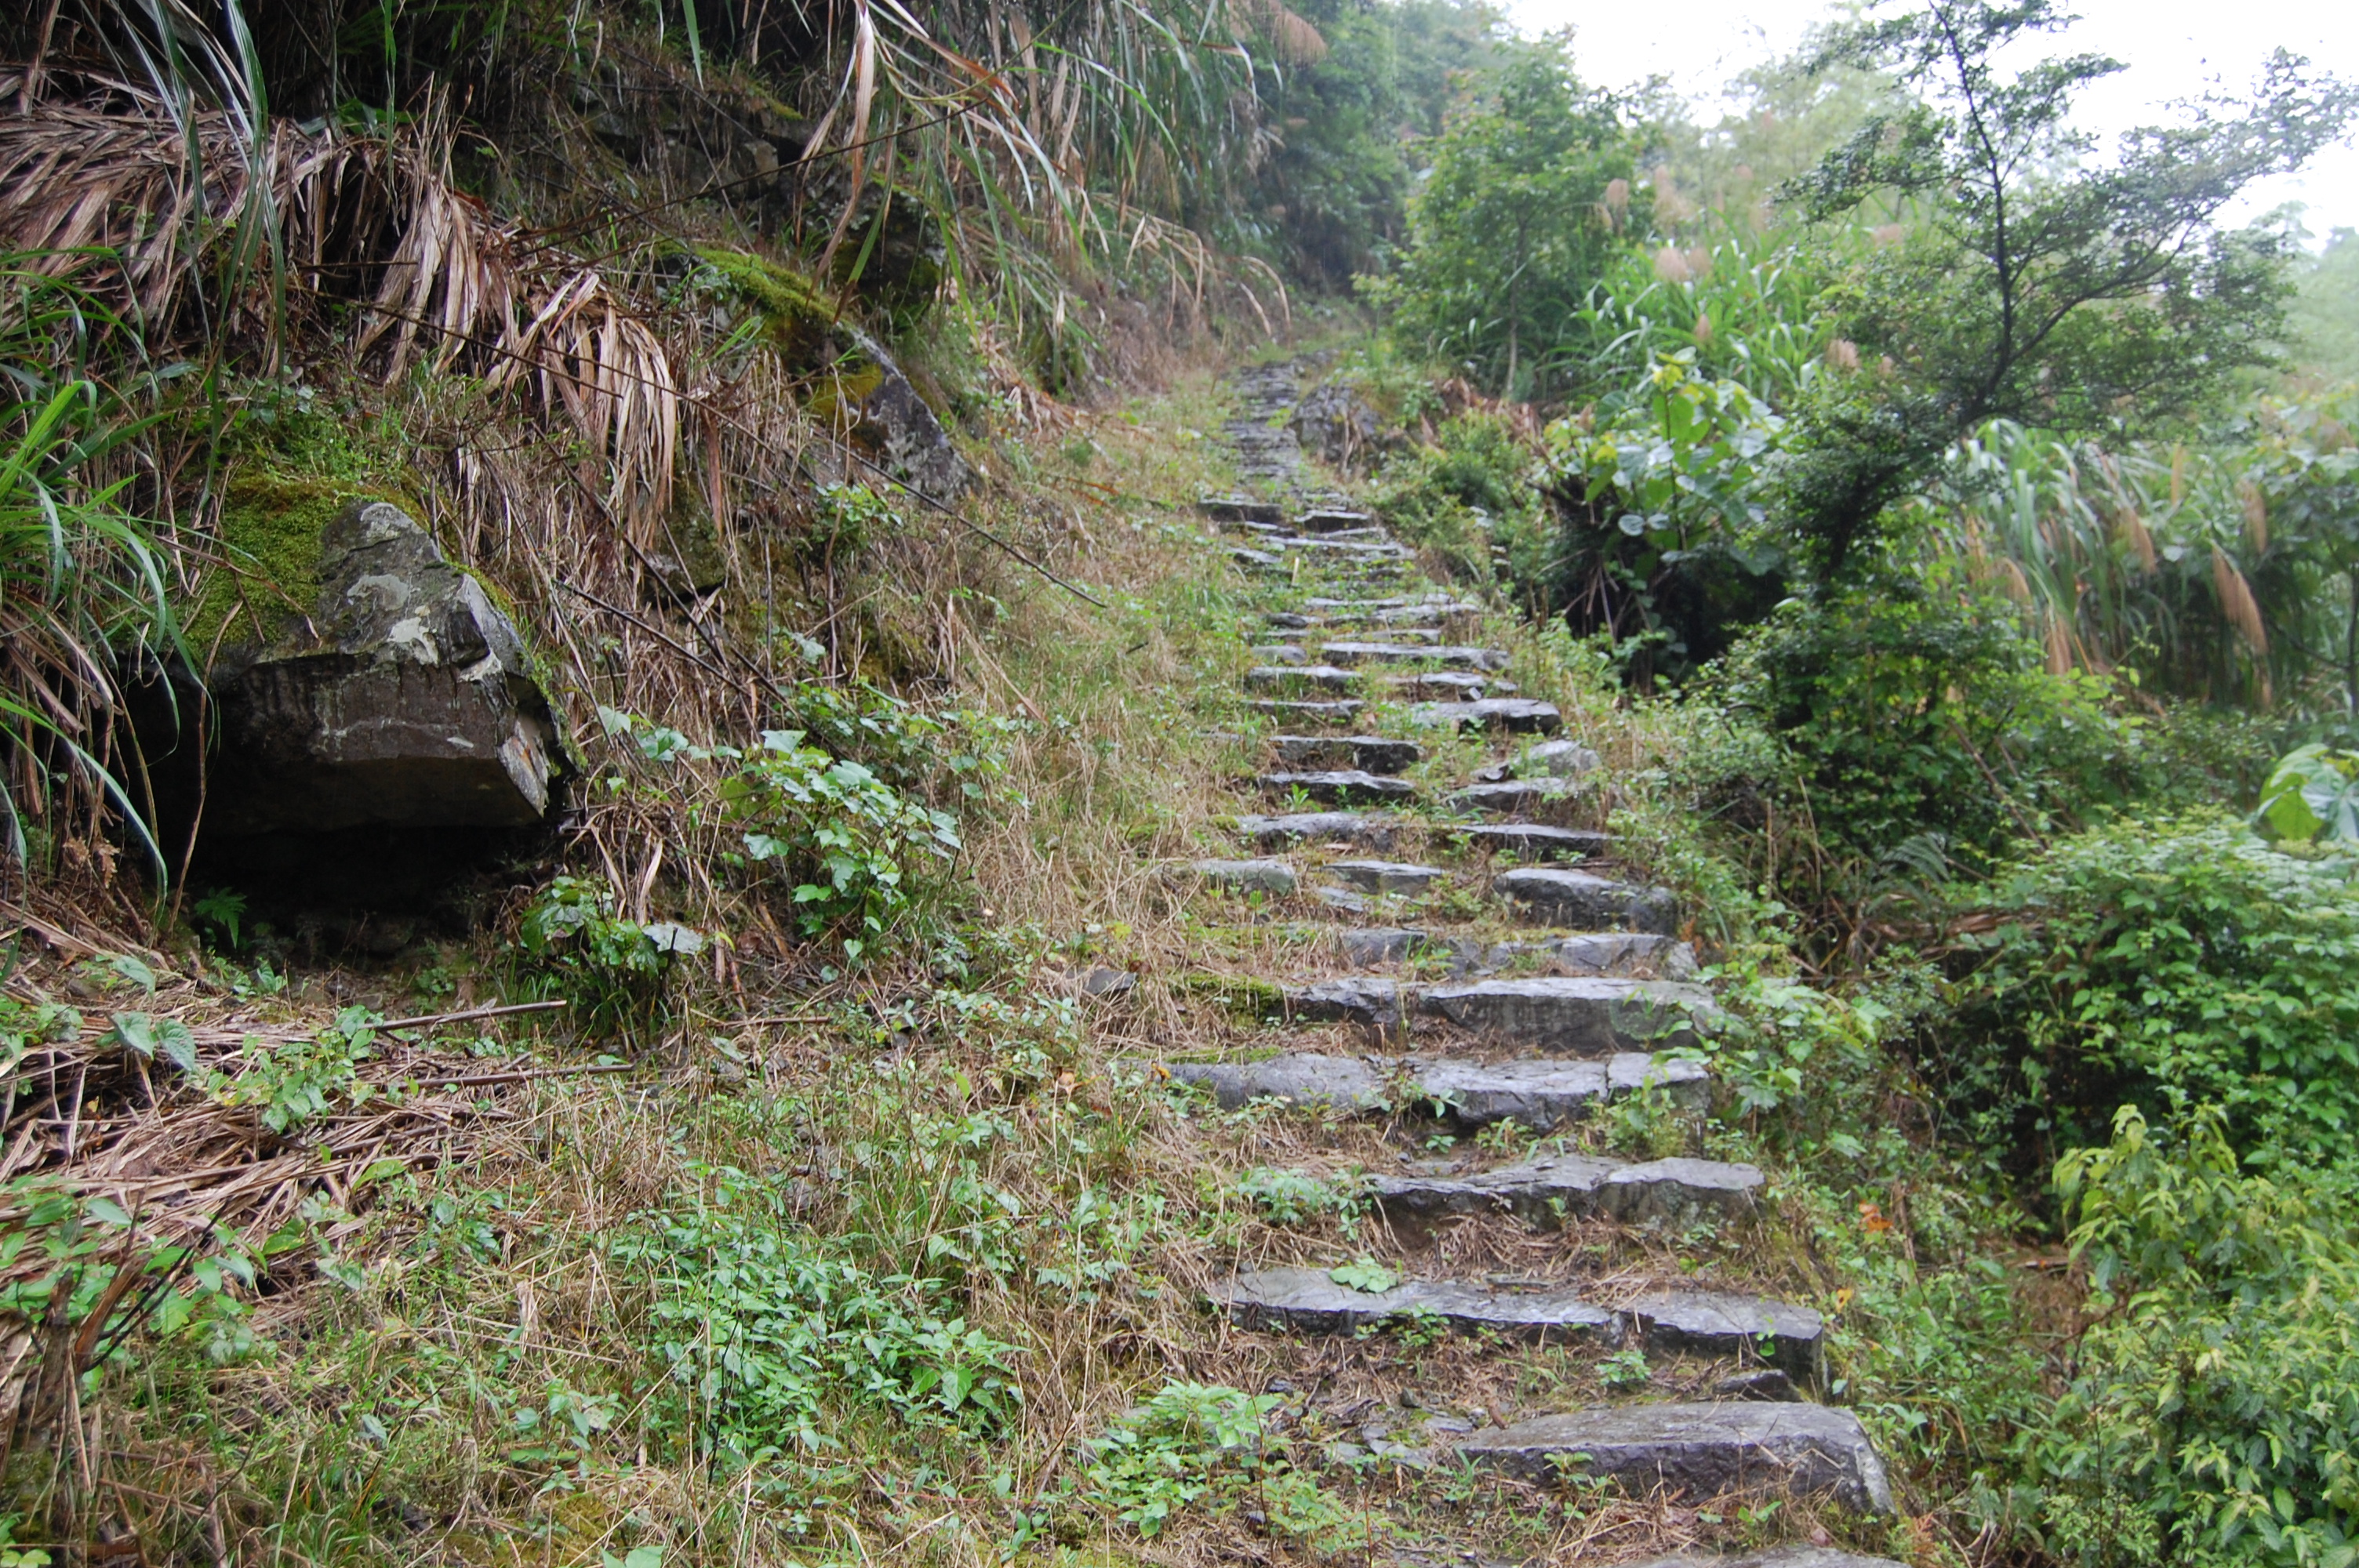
[{"x1": 1942, "y1": 818, "x2": 2359, "y2": 1180}]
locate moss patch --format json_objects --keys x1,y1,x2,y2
[
  {"x1": 189, "y1": 474, "x2": 416, "y2": 650},
  {"x1": 692, "y1": 245, "x2": 838, "y2": 366}
]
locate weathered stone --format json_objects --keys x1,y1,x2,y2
[
  {"x1": 1322, "y1": 642, "x2": 1510, "y2": 672},
  {"x1": 1289, "y1": 976, "x2": 1416, "y2": 1036},
  {"x1": 1422, "y1": 977, "x2": 1716, "y2": 1052},
  {"x1": 1487, "y1": 934, "x2": 1699, "y2": 980},
  {"x1": 1336, "y1": 927, "x2": 1427, "y2": 965},
  {"x1": 1167, "y1": 1054, "x2": 1382, "y2": 1112},
  {"x1": 1314, "y1": 884, "x2": 1372, "y2": 914},
  {"x1": 1372, "y1": 1151, "x2": 1762, "y2": 1228},
  {"x1": 1527, "y1": 739, "x2": 1603, "y2": 776},
  {"x1": 1324, "y1": 860, "x2": 1449, "y2": 895},
  {"x1": 1249, "y1": 644, "x2": 1309, "y2": 665},
  {"x1": 1712, "y1": 1368, "x2": 1804, "y2": 1403},
  {"x1": 1080, "y1": 967, "x2": 1136, "y2": 998},
  {"x1": 1303, "y1": 596, "x2": 1418, "y2": 612},
  {"x1": 1247, "y1": 699, "x2": 1365, "y2": 724},
  {"x1": 1259, "y1": 770, "x2": 1419, "y2": 806},
  {"x1": 1192, "y1": 858, "x2": 1297, "y2": 895},
  {"x1": 1412, "y1": 1052, "x2": 1709, "y2": 1127},
  {"x1": 1621, "y1": 1290, "x2": 1826, "y2": 1387},
  {"x1": 1628, "y1": 1549, "x2": 1906, "y2": 1568},
  {"x1": 1212, "y1": 1267, "x2": 1612, "y2": 1342},
  {"x1": 1229, "y1": 546, "x2": 1282, "y2": 568},
  {"x1": 832, "y1": 328, "x2": 972, "y2": 501},
  {"x1": 1372, "y1": 602, "x2": 1484, "y2": 626},
  {"x1": 1245, "y1": 664, "x2": 1356, "y2": 691},
  {"x1": 1296, "y1": 507, "x2": 1377, "y2": 532},
  {"x1": 1456, "y1": 1403, "x2": 1891, "y2": 1513},
  {"x1": 1238, "y1": 811, "x2": 1394, "y2": 850},
  {"x1": 1447, "y1": 779, "x2": 1579, "y2": 815},
  {"x1": 1264, "y1": 612, "x2": 1313, "y2": 630},
  {"x1": 1411, "y1": 699, "x2": 1563, "y2": 734},
  {"x1": 207, "y1": 501, "x2": 562, "y2": 833},
  {"x1": 1493, "y1": 868, "x2": 1678, "y2": 934},
  {"x1": 1387, "y1": 671, "x2": 1491, "y2": 699},
  {"x1": 1455, "y1": 824, "x2": 1608, "y2": 860},
  {"x1": 1199, "y1": 495, "x2": 1287, "y2": 525},
  {"x1": 1270, "y1": 735, "x2": 1422, "y2": 774}
]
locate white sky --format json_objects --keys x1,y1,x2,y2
[{"x1": 1506, "y1": 0, "x2": 2359, "y2": 239}]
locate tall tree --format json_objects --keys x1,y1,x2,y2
[{"x1": 1776, "y1": 0, "x2": 2357, "y2": 583}]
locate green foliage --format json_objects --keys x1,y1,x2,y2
[
  {"x1": 211, "y1": 1007, "x2": 385, "y2": 1136},
  {"x1": 1947, "y1": 817, "x2": 2359, "y2": 1176},
  {"x1": 1326, "y1": 1257, "x2": 1398, "y2": 1293},
  {"x1": 2257, "y1": 745, "x2": 2359, "y2": 843},
  {"x1": 1595, "y1": 1348, "x2": 1650, "y2": 1388},
  {"x1": 2288, "y1": 227, "x2": 2359, "y2": 383},
  {"x1": 2031, "y1": 1107, "x2": 2359, "y2": 1563},
  {"x1": 1369, "y1": 411, "x2": 1545, "y2": 590},
  {"x1": 1778, "y1": 0, "x2": 2358, "y2": 583},
  {"x1": 612, "y1": 1166, "x2": 1019, "y2": 1465},
  {"x1": 1232, "y1": 1165, "x2": 1358, "y2": 1224},
  {"x1": 1368, "y1": 35, "x2": 1647, "y2": 399},
  {"x1": 518, "y1": 874, "x2": 706, "y2": 1038},
  {"x1": 1081, "y1": 1382, "x2": 1354, "y2": 1548}
]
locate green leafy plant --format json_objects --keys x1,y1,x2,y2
[
  {"x1": 1081, "y1": 1382, "x2": 1283, "y2": 1538},
  {"x1": 1327, "y1": 1257, "x2": 1399, "y2": 1294},
  {"x1": 2256, "y1": 744, "x2": 2359, "y2": 843},
  {"x1": 1596, "y1": 1348, "x2": 1652, "y2": 1389},
  {"x1": 517, "y1": 875, "x2": 706, "y2": 1039}
]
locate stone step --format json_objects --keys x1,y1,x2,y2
[
  {"x1": 1522, "y1": 738, "x2": 1602, "y2": 776},
  {"x1": 1212, "y1": 1266, "x2": 1609, "y2": 1341},
  {"x1": 1246, "y1": 699, "x2": 1364, "y2": 724},
  {"x1": 1323, "y1": 859, "x2": 1448, "y2": 895},
  {"x1": 1249, "y1": 644, "x2": 1309, "y2": 664},
  {"x1": 1171, "y1": 1048, "x2": 1703, "y2": 1126},
  {"x1": 1383, "y1": 671, "x2": 1494, "y2": 699},
  {"x1": 1191, "y1": 858, "x2": 1298, "y2": 895},
  {"x1": 1321, "y1": 642, "x2": 1510, "y2": 672},
  {"x1": 1211, "y1": 1272, "x2": 1819, "y2": 1381},
  {"x1": 1270, "y1": 735, "x2": 1422, "y2": 773},
  {"x1": 1632, "y1": 1548, "x2": 1907, "y2": 1568},
  {"x1": 1201, "y1": 495, "x2": 1286, "y2": 524},
  {"x1": 1230, "y1": 546, "x2": 1282, "y2": 568},
  {"x1": 1297, "y1": 508, "x2": 1376, "y2": 532},
  {"x1": 1456, "y1": 1402, "x2": 1891, "y2": 1513},
  {"x1": 1423, "y1": 976, "x2": 1715, "y2": 1051},
  {"x1": 1292, "y1": 975, "x2": 1713, "y2": 1051},
  {"x1": 1371, "y1": 602, "x2": 1484, "y2": 626},
  {"x1": 1493, "y1": 867, "x2": 1677, "y2": 934},
  {"x1": 1259, "y1": 770, "x2": 1419, "y2": 806},
  {"x1": 1445, "y1": 779, "x2": 1576, "y2": 815},
  {"x1": 1452, "y1": 823, "x2": 1606, "y2": 859},
  {"x1": 1335, "y1": 927, "x2": 1450, "y2": 965},
  {"x1": 1488, "y1": 933, "x2": 1699, "y2": 980},
  {"x1": 1372, "y1": 1152, "x2": 1763, "y2": 1228},
  {"x1": 1238, "y1": 811, "x2": 1396, "y2": 851},
  {"x1": 1263, "y1": 612, "x2": 1312, "y2": 630},
  {"x1": 1245, "y1": 664, "x2": 1356, "y2": 691},
  {"x1": 1411, "y1": 698, "x2": 1561, "y2": 734}
]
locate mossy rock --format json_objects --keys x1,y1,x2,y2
[
  {"x1": 693, "y1": 245, "x2": 837, "y2": 367},
  {"x1": 190, "y1": 471, "x2": 405, "y2": 648}
]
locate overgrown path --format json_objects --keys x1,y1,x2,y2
[{"x1": 1150, "y1": 359, "x2": 1900, "y2": 1553}]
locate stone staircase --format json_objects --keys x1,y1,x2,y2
[{"x1": 1152, "y1": 358, "x2": 1900, "y2": 1548}]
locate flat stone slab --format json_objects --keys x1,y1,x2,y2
[
  {"x1": 1245, "y1": 664, "x2": 1356, "y2": 691},
  {"x1": 1494, "y1": 867, "x2": 1678, "y2": 934},
  {"x1": 1456, "y1": 1402, "x2": 1891, "y2": 1512},
  {"x1": 1373, "y1": 1152, "x2": 1763, "y2": 1228},
  {"x1": 1372, "y1": 602, "x2": 1484, "y2": 625},
  {"x1": 1412, "y1": 699, "x2": 1562, "y2": 734},
  {"x1": 1336, "y1": 927, "x2": 1428, "y2": 965},
  {"x1": 1238, "y1": 811, "x2": 1394, "y2": 850},
  {"x1": 1630, "y1": 1550, "x2": 1906, "y2": 1568},
  {"x1": 1447, "y1": 779, "x2": 1579, "y2": 815},
  {"x1": 1166, "y1": 1054, "x2": 1381, "y2": 1112},
  {"x1": 1412, "y1": 1054, "x2": 1709, "y2": 1127},
  {"x1": 1384, "y1": 671, "x2": 1491, "y2": 699},
  {"x1": 1191, "y1": 858, "x2": 1297, "y2": 895},
  {"x1": 1263, "y1": 612, "x2": 1313, "y2": 630},
  {"x1": 1212, "y1": 1267, "x2": 1611, "y2": 1342},
  {"x1": 1249, "y1": 644, "x2": 1308, "y2": 665},
  {"x1": 1423, "y1": 977, "x2": 1716, "y2": 1052},
  {"x1": 1289, "y1": 975, "x2": 1416, "y2": 1033},
  {"x1": 1200, "y1": 495, "x2": 1287, "y2": 524},
  {"x1": 1324, "y1": 859, "x2": 1448, "y2": 895},
  {"x1": 1248, "y1": 699, "x2": 1364, "y2": 724},
  {"x1": 1455, "y1": 824, "x2": 1608, "y2": 860},
  {"x1": 1624, "y1": 1290, "x2": 1826, "y2": 1387},
  {"x1": 1487, "y1": 934, "x2": 1699, "y2": 979},
  {"x1": 1321, "y1": 642, "x2": 1510, "y2": 672},
  {"x1": 1271, "y1": 735, "x2": 1422, "y2": 774},
  {"x1": 1229, "y1": 546, "x2": 1281, "y2": 568},
  {"x1": 1296, "y1": 508, "x2": 1376, "y2": 532},
  {"x1": 1259, "y1": 770, "x2": 1419, "y2": 805}
]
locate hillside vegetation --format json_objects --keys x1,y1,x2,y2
[{"x1": 2, "y1": 2, "x2": 2357, "y2": 1566}]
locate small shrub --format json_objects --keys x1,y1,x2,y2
[{"x1": 516, "y1": 874, "x2": 705, "y2": 1040}]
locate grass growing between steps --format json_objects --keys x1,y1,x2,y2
[{"x1": 7, "y1": 359, "x2": 2045, "y2": 1568}]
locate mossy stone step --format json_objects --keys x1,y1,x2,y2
[
  {"x1": 1200, "y1": 495, "x2": 1286, "y2": 524},
  {"x1": 1212, "y1": 1266, "x2": 1611, "y2": 1341},
  {"x1": 1456, "y1": 1402, "x2": 1891, "y2": 1513},
  {"x1": 1163, "y1": 1049, "x2": 1703, "y2": 1127},
  {"x1": 1297, "y1": 507, "x2": 1377, "y2": 532},
  {"x1": 1493, "y1": 867, "x2": 1677, "y2": 934},
  {"x1": 1323, "y1": 859, "x2": 1449, "y2": 895},
  {"x1": 1238, "y1": 811, "x2": 1396, "y2": 850},
  {"x1": 1166, "y1": 1054, "x2": 1380, "y2": 1112},
  {"x1": 1258, "y1": 770, "x2": 1419, "y2": 805},
  {"x1": 1381, "y1": 670, "x2": 1496, "y2": 699},
  {"x1": 1487, "y1": 933, "x2": 1699, "y2": 979},
  {"x1": 1292, "y1": 975, "x2": 1713, "y2": 1052},
  {"x1": 1624, "y1": 1289, "x2": 1827, "y2": 1387},
  {"x1": 1271, "y1": 734, "x2": 1422, "y2": 773},
  {"x1": 1452, "y1": 823, "x2": 1607, "y2": 859},
  {"x1": 1410, "y1": 698, "x2": 1562, "y2": 734},
  {"x1": 1631, "y1": 1548, "x2": 1907, "y2": 1568},
  {"x1": 1372, "y1": 1151, "x2": 1763, "y2": 1227},
  {"x1": 1370, "y1": 601, "x2": 1485, "y2": 625},
  {"x1": 1245, "y1": 664, "x2": 1356, "y2": 691},
  {"x1": 1445, "y1": 779, "x2": 1577, "y2": 814},
  {"x1": 1321, "y1": 641, "x2": 1510, "y2": 671},
  {"x1": 1190, "y1": 858, "x2": 1298, "y2": 895},
  {"x1": 1247, "y1": 699, "x2": 1364, "y2": 724}
]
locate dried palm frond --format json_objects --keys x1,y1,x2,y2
[{"x1": 2211, "y1": 546, "x2": 2268, "y2": 657}]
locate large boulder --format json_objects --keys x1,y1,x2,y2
[{"x1": 205, "y1": 501, "x2": 562, "y2": 833}]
